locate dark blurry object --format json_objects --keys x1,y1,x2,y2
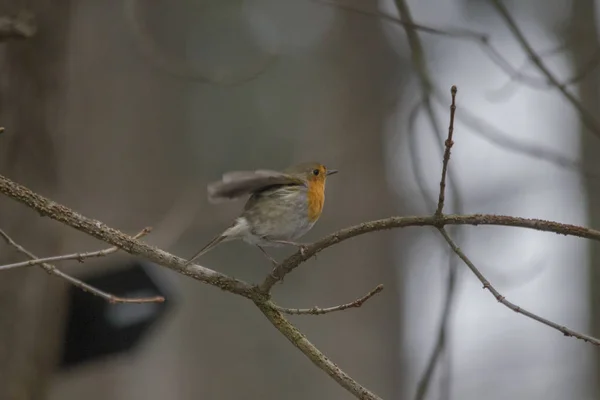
[{"x1": 59, "y1": 262, "x2": 174, "y2": 370}]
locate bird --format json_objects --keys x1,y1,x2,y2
[{"x1": 185, "y1": 162, "x2": 338, "y2": 266}]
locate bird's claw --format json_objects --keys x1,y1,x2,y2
[
  {"x1": 299, "y1": 245, "x2": 308, "y2": 256},
  {"x1": 270, "y1": 267, "x2": 284, "y2": 284}
]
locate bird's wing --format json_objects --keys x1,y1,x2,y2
[{"x1": 207, "y1": 169, "x2": 303, "y2": 203}]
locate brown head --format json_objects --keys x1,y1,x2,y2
[{"x1": 284, "y1": 162, "x2": 338, "y2": 221}]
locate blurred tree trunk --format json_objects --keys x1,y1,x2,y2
[
  {"x1": 0, "y1": 0, "x2": 71, "y2": 399},
  {"x1": 569, "y1": 0, "x2": 600, "y2": 394}
]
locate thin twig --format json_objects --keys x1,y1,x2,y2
[
  {"x1": 489, "y1": 45, "x2": 600, "y2": 97},
  {"x1": 0, "y1": 228, "x2": 164, "y2": 304},
  {"x1": 391, "y1": 5, "x2": 461, "y2": 397},
  {"x1": 0, "y1": 227, "x2": 152, "y2": 271},
  {"x1": 417, "y1": 85, "x2": 458, "y2": 400},
  {"x1": 490, "y1": 0, "x2": 600, "y2": 140},
  {"x1": 274, "y1": 284, "x2": 384, "y2": 316},
  {"x1": 435, "y1": 86, "x2": 457, "y2": 216},
  {"x1": 437, "y1": 227, "x2": 600, "y2": 345}
]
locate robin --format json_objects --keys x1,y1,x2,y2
[{"x1": 185, "y1": 162, "x2": 338, "y2": 266}]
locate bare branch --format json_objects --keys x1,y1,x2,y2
[
  {"x1": 261, "y1": 212, "x2": 600, "y2": 291},
  {"x1": 417, "y1": 84, "x2": 458, "y2": 400},
  {"x1": 436, "y1": 86, "x2": 457, "y2": 216},
  {"x1": 313, "y1": 0, "x2": 489, "y2": 40},
  {"x1": 365, "y1": 5, "x2": 463, "y2": 397},
  {"x1": 489, "y1": 44, "x2": 600, "y2": 97},
  {"x1": 438, "y1": 227, "x2": 600, "y2": 345},
  {"x1": 274, "y1": 284, "x2": 384, "y2": 316},
  {"x1": 490, "y1": 0, "x2": 600, "y2": 140},
  {"x1": 0, "y1": 173, "x2": 256, "y2": 298},
  {"x1": 4, "y1": 168, "x2": 600, "y2": 396},
  {"x1": 2, "y1": 172, "x2": 600, "y2": 298},
  {"x1": 0, "y1": 228, "x2": 163, "y2": 304},
  {"x1": 315, "y1": 0, "x2": 544, "y2": 86},
  {"x1": 0, "y1": 227, "x2": 152, "y2": 271},
  {"x1": 0, "y1": 173, "x2": 382, "y2": 398},
  {"x1": 319, "y1": 0, "x2": 600, "y2": 179},
  {"x1": 255, "y1": 300, "x2": 383, "y2": 400}
]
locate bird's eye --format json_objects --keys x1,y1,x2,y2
[{"x1": 312, "y1": 169, "x2": 320, "y2": 176}]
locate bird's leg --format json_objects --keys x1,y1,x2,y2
[
  {"x1": 266, "y1": 239, "x2": 309, "y2": 256},
  {"x1": 256, "y1": 245, "x2": 279, "y2": 266},
  {"x1": 256, "y1": 245, "x2": 283, "y2": 283}
]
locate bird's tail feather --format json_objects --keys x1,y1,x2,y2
[
  {"x1": 185, "y1": 234, "x2": 228, "y2": 265},
  {"x1": 185, "y1": 218, "x2": 248, "y2": 265}
]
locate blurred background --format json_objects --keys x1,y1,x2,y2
[{"x1": 0, "y1": 0, "x2": 599, "y2": 399}]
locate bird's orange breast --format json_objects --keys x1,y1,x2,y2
[{"x1": 307, "y1": 180, "x2": 325, "y2": 222}]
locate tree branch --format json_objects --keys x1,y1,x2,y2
[
  {"x1": 261, "y1": 213, "x2": 600, "y2": 292},
  {"x1": 3, "y1": 154, "x2": 600, "y2": 398},
  {"x1": 490, "y1": 0, "x2": 600, "y2": 140},
  {"x1": 255, "y1": 300, "x2": 383, "y2": 400},
  {"x1": 0, "y1": 173, "x2": 257, "y2": 298},
  {"x1": 436, "y1": 86, "x2": 457, "y2": 216},
  {"x1": 0, "y1": 227, "x2": 163, "y2": 304},
  {"x1": 0, "y1": 172, "x2": 382, "y2": 398},
  {"x1": 437, "y1": 227, "x2": 600, "y2": 345},
  {"x1": 2, "y1": 172, "x2": 600, "y2": 343},
  {"x1": 274, "y1": 284, "x2": 384, "y2": 316},
  {"x1": 0, "y1": 227, "x2": 152, "y2": 271},
  {"x1": 318, "y1": 0, "x2": 600, "y2": 180}
]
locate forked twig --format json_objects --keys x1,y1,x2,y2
[
  {"x1": 0, "y1": 227, "x2": 152, "y2": 271},
  {"x1": 0, "y1": 227, "x2": 164, "y2": 304},
  {"x1": 433, "y1": 82, "x2": 600, "y2": 346}
]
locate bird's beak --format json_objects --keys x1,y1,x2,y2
[{"x1": 326, "y1": 169, "x2": 338, "y2": 176}]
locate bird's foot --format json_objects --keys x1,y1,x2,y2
[
  {"x1": 256, "y1": 245, "x2": 279, "y2": 266},
  {"x1": 269, "y1": 267, "x2": 285, "y2": 284},
  {"x1": 266, "y1": 239, "x2": 309, "y2": 256},
  {"x1": 298, "y1": 245, "x2": 308, "y2": 257}
]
